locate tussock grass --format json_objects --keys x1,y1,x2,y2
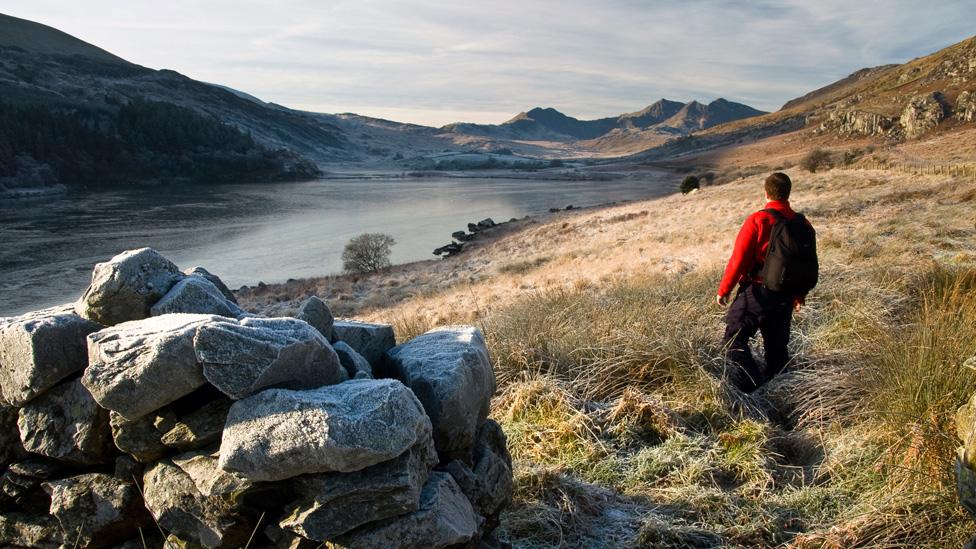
[{"x1": 481, "y1": 263, "x2": 976, "y2": 547}]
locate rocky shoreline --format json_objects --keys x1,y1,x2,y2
[{"x1": 0, "y1": 248, "x2": 513, "y2": 548}]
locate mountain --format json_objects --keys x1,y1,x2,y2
[{"x1": 442, "y1": 98, "x2": 766, "y2": 144}]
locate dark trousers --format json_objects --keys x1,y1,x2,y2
[{"x1": 723, "y1": 283, "x2": 793, "y2": 392}]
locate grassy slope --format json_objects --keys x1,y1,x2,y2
[{"x1": 240, "y1": 164, "x2": 976, "y2": 547}]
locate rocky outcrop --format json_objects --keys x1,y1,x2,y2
[
  {"x1": 817, "y1": 109, "x2": 897, "y2": 138},
  {"x1": 900, "y1": 92, "x2": 948, "y2": 139},
  {"x1": 0, "y1": 248, "x2": 512, "y2": 548},
  {"x1": 75, "y1": 248, "x2": 184, "y2": 325},
  {"x1": 218, "y1": 380, "x2": 432, "y2": 481},
  {"x1": 957, "y1": 90, "x2": 976, "y2": 123},
  {"x1": 0, "y1": 305, "x2": 101, "y2": 406},
  {"x1": 333, "y1": 319, "x2": 396, "y2": 368},
  {"x1": 384, "y1": 326, "x2": 496, "y2": 453}
]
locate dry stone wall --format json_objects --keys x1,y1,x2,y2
[{"x1": 0, "y1": 247, "x2": 513, "y2": 548}]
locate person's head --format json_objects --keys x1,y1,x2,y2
[{"x1": 764, "y1": 172, "x2": 792, "y2": 201}]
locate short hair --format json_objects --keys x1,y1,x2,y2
[{"x1": 765, "y1": 172, "x2": 792, "y2": 201}]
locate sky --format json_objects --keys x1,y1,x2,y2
[{"x1": 5, "y1": 1, "x2": 975, "y2": 127}]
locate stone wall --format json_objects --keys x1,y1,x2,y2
[{"x1": 0, "y1": 248, "x2": 513, "y2": 548}]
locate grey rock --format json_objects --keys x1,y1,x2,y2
[
  {"x1": 194, "y1": 316, "x2": 346, "y2": 400},
  {"x1": 333, "y1": 319, "x2": 396, "y2": 368},
  {"x1": 296, "y1": 296, "x2": 335, "y2": 341},
  {"x1": 114, "y1": 455, "x2": 144, "y2": 483},
  {"x1": 0, "y1": 512, "x2": 63, "y2": 549},
  {"x1": 444, "y1": 419, "x2": 513, "y2": 522},
  {"x1": 219, "y1": 379, "x2": 432, "y2": 482},
  {"x1": 327, "y1": 472, "x2": 480, "y2": 549},
  {"x1": 75, "y1": 247, "x2": 184, "y2": 325},
  {"x1": 264, "y1": 524, "x2": 321, "y2": 549},
  {"x1": 143, "y1": 460, "x2": 253, "y2": 548},
  {"x1": 173, "y1": 449, "x2": 253, "y2": 498},
  {"x1": 334, "y1": 340, "x2": 373, "y2": 379},
  {"x1": 384, "y1": 326, "x2": 496, "y2": 453},
  {"x1": 17, "y1": 377, "x2": 110, "y2": 465},
  {"x1": 44, "y1": 473, "x2": 148, "y2": 548},
  {"x1": 84, "y1": 314, "x2": 217, "y2": 420},
  {"x1": 151, "y1": 277, "x2": 246, "y2": 318},
  {"x1": 0, "y1": 305, "x2": 100, "y2": 406},
  {"x1": 185, "y1": 267, "x2": 238, "y2": 304},
  {"x1": 900, "y1": 92, "x2": 948, "y2": 139},
  {"x1": 280, "y1": 437, "x2": 437, "y2": 541}
]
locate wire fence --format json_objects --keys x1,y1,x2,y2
[{"x1": 848, "y1": 159, "x2": 976, "y2": 179}]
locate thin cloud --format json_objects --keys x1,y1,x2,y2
[{"x1": 4, "y1": 0, "x2": 973, "y2": 126}]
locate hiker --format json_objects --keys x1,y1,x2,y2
[{"x1": 716, "y1": 172, "x2": 818, "y2": 392}]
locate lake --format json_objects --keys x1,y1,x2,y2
[{"x1": 0, "y1": 173, "x2": 675, "y2": 316}]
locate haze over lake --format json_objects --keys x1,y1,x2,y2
[{"x1": 0, "y1": 174, "x2": 673, "y2": 316}]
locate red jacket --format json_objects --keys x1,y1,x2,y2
[{"x1": 718, "y1": 200, "x2": 805, "y2": 300}]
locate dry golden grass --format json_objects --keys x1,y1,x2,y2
[{"x1": 241, "y1": 164, "x2": 976, "y2": 547}]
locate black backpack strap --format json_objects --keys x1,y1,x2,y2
[{"x1": 762, "y1": 208, "x2": 785, "y2": 221}]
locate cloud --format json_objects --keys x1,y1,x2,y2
[{"x1": 5, "y1": 0, "x2": 974, "y2": 125}]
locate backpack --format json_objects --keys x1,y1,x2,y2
[{"x1": 759, "y1": 209, "x2": 818, "y2": 295}]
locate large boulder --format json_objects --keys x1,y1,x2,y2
[
  {"x1": 185, "y1": 267, "x2": 238, "y2": 304},
  {"x1": 327, "y1": 472, "x2": 480, "y2": 549},
  {"x1": 383, "y1": 326, "x2": 496, "y2": 453},
  {"x1": 194, "y1": 317, "x2": 346, "y2": 400},
  {"x1": 17, "y1": 377, "x2": 110, "y2": 465},
  {"x1": 296, "y1": 296, "x2": 335, "y2": 341},
  {"x1": 280, "y1": 438, "x2": 437, "y2": 541},
  {"x1": 443, "y1": 419, "x2": 513, "y2": 524},
  {"x1": 84, "y1": 314, "x2": 217, "y2": 420},
  {"x1": 333, "y1": 319, "x2": 396, "y2": 368},
  {"x1": 75, "y1": 248, "x2": 184, "y2": 325},
  {"x1": 143, "y1": 460, "x2": 253, "y2": 548},
  {"x1": 44, "y1": 473, "x2": 149, "y2": 548},
  {"x1": 0, "y1": 305, "x2": 100, "y2": 406},
  {"x1": 151, "y1": 277, "x2": 246, "y2": 318},
  {"x1": 334, "y1": 340, "x2": 373, "y2": 379},
  {"x1": 219, "y1": 379, "x2": 432, "y2": 482}
]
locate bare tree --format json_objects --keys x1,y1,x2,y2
[{"x1": 342, "y1": 233, "x2": 396, "y2": 274}]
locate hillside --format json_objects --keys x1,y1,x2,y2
[
  {"x1": 239, "y1": 161, "x2": 976, "y2": 547},
  {"x1": 634, "y1": 35, "x2": 976, "y2": 163}
]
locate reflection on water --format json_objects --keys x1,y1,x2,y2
[{"x1": 0, "y1": 174, "x2": 674, "y2": 315}]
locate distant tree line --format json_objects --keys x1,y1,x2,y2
[{"x1": 0, "y1": 99, "x2": 321, "y2": 187}]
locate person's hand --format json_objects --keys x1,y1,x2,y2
[
  {"x1": 794, "y1": 301, "x2": 802, "y2": 312},
  {"x1": 717, "y1": 294, "x2": 730, "y2": 307}
]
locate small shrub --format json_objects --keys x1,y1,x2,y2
[
  {"x1": 801, "y1": 148, "x2": 834, "y2": 173},
  {"x1": 680, "y1": 175, "x2": 701, "y2": 194},
  {"x1": 341, "y1": 233, "x2": 396, "y2": 274}
]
